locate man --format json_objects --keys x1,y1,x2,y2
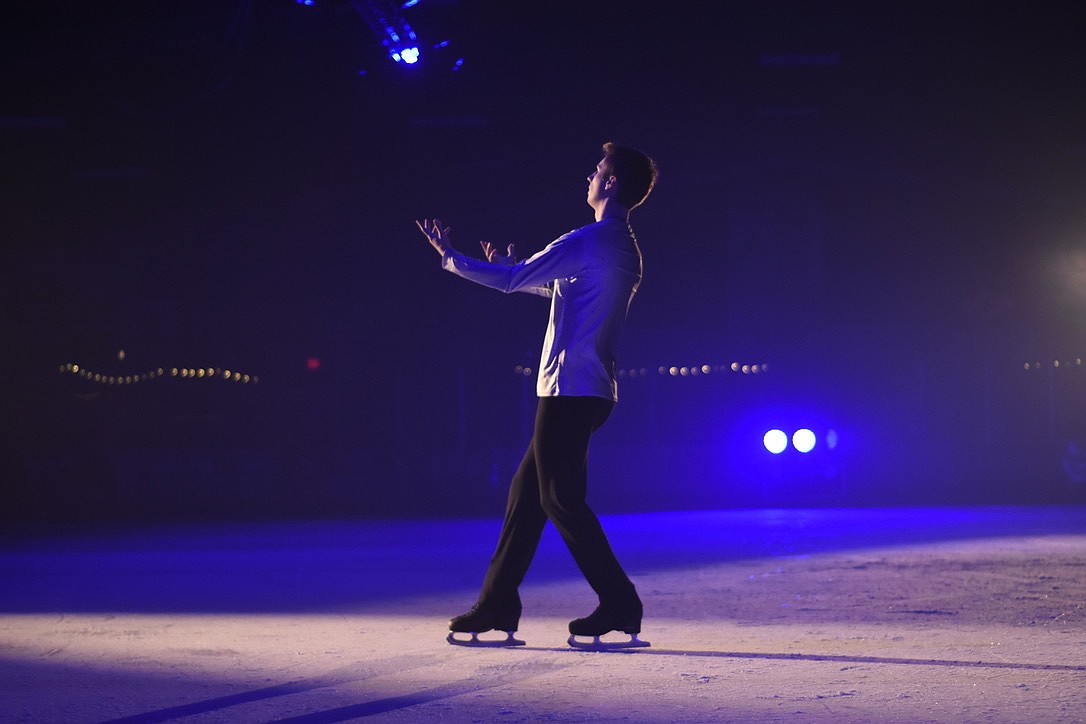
[{"x1": 416, "y1": 142, "x2": 658, "y2": 645}]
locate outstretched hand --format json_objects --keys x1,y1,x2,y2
[
  {"x1": 480, "y1": 241, "x2": 516, "y2": 266},
  {"x1": 416, "y1": 218, "x2": 453, "y2": 255},
  {"x1": 417, "y1": 218, "x2": 516, "y2": 266}
]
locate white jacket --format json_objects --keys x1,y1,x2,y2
[{"x1": 441, "y1": 217, "x2": 642, "y2": 401}]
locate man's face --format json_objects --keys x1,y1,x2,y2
[{"x1": 586, "y1": 157, "x2": 614, "y2": 208}]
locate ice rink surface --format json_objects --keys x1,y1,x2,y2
[{"x1": 2, "y1": 506, "x2": 1085, "y2": 723}]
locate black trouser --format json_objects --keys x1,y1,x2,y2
[{"x1": 478, "y1": 395, "x2": 639, "y2": 610}]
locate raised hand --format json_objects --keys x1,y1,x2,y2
[
  {"x1": 416, "y1": 218, "x2": 454, "y2": 255},
  {"x1": 480, "y1": 241, "x2": 516, "y2": 266}
]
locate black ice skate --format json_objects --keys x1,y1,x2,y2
[
  {"x1": 446, "y1": 598, "x2": 525, "y2": 647},
  {"x1": 567, "y1": 604, "x2": 650, "y2": 650}
]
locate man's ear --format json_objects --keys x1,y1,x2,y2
[{"x1": 604, "y1": 176, "x2": 617, "y2": 190}]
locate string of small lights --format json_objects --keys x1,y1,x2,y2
[
  {"x1": 513, "y1": 362, "x2": 770, "y2": 379},
  {"x1": 516, "y1": 358, "x2": 1086, "y2": 378},
  {"x1": 1023, "y1": 358, "x2": 1084, "y2": 371},
  {"x1": 58, "y1": 363, "x2": 259, "y2": 385}
]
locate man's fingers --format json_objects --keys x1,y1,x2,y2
[{"x1": 417, "y1": 218, "x2": 451, "y2": 244}]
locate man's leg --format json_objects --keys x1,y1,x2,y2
[
  {"x1": 477, "y1": 440, "x2": 549, "y2": 602},
  {"x1": 533, "y1": 396, "x2": 640, "y2": 613},
  {"x1": 450, "y1": 408, "x2": 549, "y2": 633}
]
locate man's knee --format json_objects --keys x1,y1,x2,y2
[{"x1": 538, "y1": 476, "x2": 586, "y2": 518}]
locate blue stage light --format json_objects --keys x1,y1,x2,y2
[
  {"x1": 792, "y1": 429, "x2": 816, "y2": 453},
  {"x1": 764, "y1": 429, "x2": 788, "y2": 454},
  {"x1": 352, "y1": 1, "x2": 427, "y2": 66},
  {"x1": 344, "y1": 0, "x2": 466, "y2": 74}
]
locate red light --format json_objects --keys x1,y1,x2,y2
[{"x1": 306, "y1": 357, "x2": 321, "y2": 371}]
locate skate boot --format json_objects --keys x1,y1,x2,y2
[
  {"x1": 568, "y1": 601, "x2": 649, "y2": 649},
  {"x1": 447, "y1": 594, "x2": 525, "y2": 647}
]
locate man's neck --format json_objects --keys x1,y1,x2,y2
[{"x1": 594, "y1": 199, "x2": 629, "y2": 223}]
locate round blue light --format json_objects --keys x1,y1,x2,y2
[
  {"x1": 401, "y1": 47, "x2": 420, "y2": 64},
  {"x1": 763, "y1": 429, "x2": 788, "y2": 454},
  {"x1": 792, "y1": 428, "x2": 816, "y2": 453}
]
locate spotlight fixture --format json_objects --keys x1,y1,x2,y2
[
  {"x1": 763, "y1": 429, "x2": 789, "y2": 454},
  {"x1": 792, "y1": 428, "x2": 817, "y2": 453},
  {"x1": 351, "y1": 0, "x2": 422, "y2": 66}
]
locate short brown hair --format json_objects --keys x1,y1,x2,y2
[{"x1": 601, "y1": 142, "x2": 658, "y2": 211}]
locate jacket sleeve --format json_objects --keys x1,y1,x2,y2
[{"x1": 440, "y1": 231, "x2": 582, "y2": 298}]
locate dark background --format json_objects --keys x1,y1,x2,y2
[{"x1": 4, "y1": 0, "x2": 1085, "y2": 523}]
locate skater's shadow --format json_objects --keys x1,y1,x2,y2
[
  {"x1": 98, "y1": 656, "x2": 573, "y2": 724},
  {"x1": 524, "y1": 646, "x2": 1086, "y2": 672}
]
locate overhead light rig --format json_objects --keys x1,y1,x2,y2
[{"x1": 295, "y1": 0, "x2": 464, "y2": 74}]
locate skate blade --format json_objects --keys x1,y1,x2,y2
[
  {"x1": 447, "y1": 631, "x2": 526, "y2": 647},
  {"x1": 567, "y1": 633, "x2": 651, "y2": 650}
]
